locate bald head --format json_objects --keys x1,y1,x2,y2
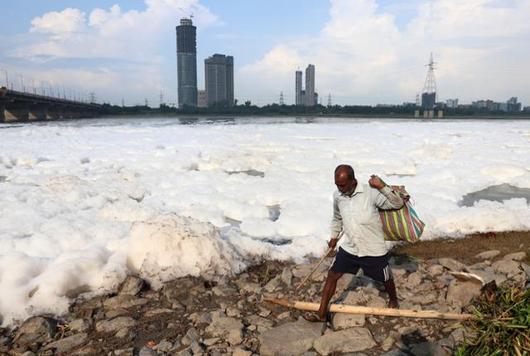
[
  {"x1": 334, "y1": 164, "x2": 356, "y2": 195},
  {"x1": 334, "y1": 164, "x2": 355, "y2": 180}
]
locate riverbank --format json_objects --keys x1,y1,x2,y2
[{"x1": 2, "y1": 231, "x2": 528, "y2": 355}]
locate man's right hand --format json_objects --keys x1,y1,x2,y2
[{"x1": 328, "y1": 237, "x2": 338, "y2": 249}]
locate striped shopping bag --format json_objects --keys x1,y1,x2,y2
[{"x1": 379, "y1": 186, "x2": 425, "y2": 242}]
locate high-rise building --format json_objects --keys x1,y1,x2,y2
[
  {"x1": 294, "y1": 65, "x2": 317, "y2": 106},
  {"x1": 305, "y1": 64, "x2": 315, "y2": 106},
  {"x1": 176, "y1": 18, "x2": 197, "y2": 107},
  {"x1": 295, "y1": 70, "x2": 302, "y2": 105},
  {"x1": 205, "y1": 54, "x2": 234, "y2": 107}
]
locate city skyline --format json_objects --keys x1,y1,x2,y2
[
  {"x1": 295, "y1": 64, "x2": 318, "y2": 107},
  {"x1": 0, "y1": 0, "x2": 529, "y2": 106}
]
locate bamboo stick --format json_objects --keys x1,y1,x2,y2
[
  {"x1": 294, "y1": 231, "x2": 344, "y2": 293},
  {"x1": 265, "y1": 298, "x2": 474, "y2": 320}
]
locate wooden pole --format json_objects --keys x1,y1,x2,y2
[
  {"x1": 265, "y1": 298, "x2": 474, "y2": 321},
  {"x1": 294, "y1": 231, "x2": 344, "y2": 293}
]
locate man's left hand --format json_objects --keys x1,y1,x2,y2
[{"x1": 368, "y1": 175, "x2": 386, "y2": 189}]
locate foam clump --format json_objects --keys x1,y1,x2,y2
[{"x1": 126, "y1": 214, "x2": 244, "y2": 289}]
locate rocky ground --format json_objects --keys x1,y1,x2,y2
[{"x1": 1, "y1": 232, "x2": 529, "y2": 356}]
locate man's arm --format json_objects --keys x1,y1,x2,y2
[{"x1": 369, "y1": 175, "x2": 404, "y2": 210}]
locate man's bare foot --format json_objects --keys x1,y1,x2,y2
[{"x1": 388, "y1": 298, "x2": 399, "y2": 309}]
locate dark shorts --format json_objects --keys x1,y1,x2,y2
[{"x1": 330, "y1": 247, "x2": 393, "y2": 283}]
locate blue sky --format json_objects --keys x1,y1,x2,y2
[{"x1": 1, "y1": 0, "x2": 529, "y2": 106}]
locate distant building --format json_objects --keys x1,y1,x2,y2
[
  {"x1": 446, "y1": 99, "x2": 459, "y2": 108},
  {"x1": 204, "y1": 54, "x2": 234, "y2": 107},
  {"x1": 295, "y1": 71, "x2": 303, "y2": 105},
  {"x1": 294, "y1": 64, "x2": 317, "y2": 106},
  {"x1": 176, "y1": 18, "x2": 198, "y2": 108},
  {"x1": 507, "y1": 97, "x2": 521, "y2": 112},
  {"x1": 305, "y1": 64, "x2": 315, "y2": 106},
  {"x1": 472, "y1": 97, "x2": 521, "y2": 112},
  {"x1": 197, "y1": 90, "x2": 207, "y2": 108}
]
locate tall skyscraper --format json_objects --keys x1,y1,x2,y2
[
  {"x1": 295, "y1": 70, "x2": 302, "y2": 105},
  {"x1": 205, "y1": 54, "x2": 234, "y2": 107},
  {"x1": 176, "y1": 18, "x2": 197, "y2": 107},
  {"x1": 305, "y1": 64, "x2": 315, "y2": 106},
  {"x1": 294, "y1": 65, "x2": 317, "y2": 106}
]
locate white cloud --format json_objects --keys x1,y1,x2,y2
[
  {"x1": 17, "y1": 0, "x2": 217, "y2": 60},
  {"x1": 6, "y1": 0, "x2": 218, "y2": 105},
  {"x1": 30, "y1": 8, "x2": 86, "y2": 39},
  {"x1": 240, "y1": 0, "x2": 530, "y2": 105}
]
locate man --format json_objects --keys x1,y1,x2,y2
[{"x1": 307, "y1": 164, "x2": 403, "y2": 322}]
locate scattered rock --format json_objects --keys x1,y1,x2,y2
[
  {"x1": 474, "y1": 250, "x2": 500, "y2": 260},
  {"x1": 138, "y1": 346, "x2": 157, "y2": 356},
  {"x1": 492, "y1": 259, "x2": 521, "y2": 276},
  {"x1": 426, "y1": 264, "x2": 444, "y2": 276},
  {"x1": 113, "y1": 348, "x2": 134, "y2": 355},
  {"x1": 313, "y1": 327, "x2": 376, "y2": 355},
  {"x1": 445, "y1": 280, "x2": 481, "y2": 306},
  {"x1": 96, "y1": 317, "x2": 137, "y2": 333},
  {"x1": 69, "y1": 319, "x2": 91, "y2": 333},
  {"x1": 466, "y1": 267, "x2": 506, "y2": 285},
  {"x1": 13, "y1": 316, "x2": 57, "y2": 351},
  {"x1": 277, "y1": 311, "x2": 291, "y2": 320},
  {"x1": 103, "y1": 295, "x2": 149, "y2": 309},
  {"x1": 437, "y1": 258, "x2": 466, "y2": 272},
  {"x1": 226, "y1": 307, "x2": 241, "y2": 318},
  {"x1": 119, "y1": 276, "x2": 145, "y2": 296},
  {"x1": 237, "y1": 281, "x2": 261, "y2": 294},
  {"x1": 281, "y1": 267, "x2": 293, "y2": 286},
  {"x1": 206, "y1": 317, "x2": 244, "y2": 345},
  {"x1": 182, "y1": 327, "x2": 200, "y2": 345},
  {"x1": 246, "y1": 315, "x2": 274, "y2": 330},
  {"x1": 407, "y1": 271, "x2": 423, "y2": 287},
  {"x1": 259, "y1": 319, "x2": 322, "y2": 355},
  {"x1": 503, "y1": 252, "x2": 527, "y2": 261},
  {"x1": 43, "y1": 333, "x2": 88, "y2": 353},
  {"x1": 381, "y1": 332, "x2": 398, "y2": 351},
  {"x1": 264, "y1": 275, "x2": 282, "y2": 292},
  {"x1": 156, "y1": 339, "x2": 173, "y2": 352},
  {"x1": 332, "y1": 313, "x2": 365, "y2": 330}
]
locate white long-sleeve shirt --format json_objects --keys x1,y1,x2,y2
[{"x1": 331, "y1": 183, "x2": 403, "y2": 257}]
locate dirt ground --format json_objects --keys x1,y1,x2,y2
[{"x1": 392, "y1": 231, "x2": 530, "y2": 264}]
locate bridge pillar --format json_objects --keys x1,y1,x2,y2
[
  {"x1": 29, "y1": 105, "x2": 50, "y2": 121},
  {"x1": 0, "y1": 104, "x2": 5, "y2": 122},
  {"x1": 4, "y1": 108, "x2": 29, "y2": 122}
]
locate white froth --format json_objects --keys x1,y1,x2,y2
[{"x1": 0, "y1": 117, "x2": 529, "y2": 325}]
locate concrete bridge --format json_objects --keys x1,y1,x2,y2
[{"x1": 0, "y1": 87, "x2": 104, "y2": 123}]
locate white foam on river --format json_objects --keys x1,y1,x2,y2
[{"x1": 0, "y1": 117, "x2": 529, "y2": 325}]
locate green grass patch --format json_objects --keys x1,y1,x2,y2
[{"x1": 456, "y1": 283, "x2": 529, "y2": 356}]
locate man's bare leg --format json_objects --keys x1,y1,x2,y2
[
  {"x1": 316, "y1": 270, "x2": 344, "y2": 321},
  {"x1": 384, "y1": 279, "x2": 399, "y2": 308}
]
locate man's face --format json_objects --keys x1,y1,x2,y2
[{"x1": 335, "y1": 173, "x2": 356, "y2": 196}]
